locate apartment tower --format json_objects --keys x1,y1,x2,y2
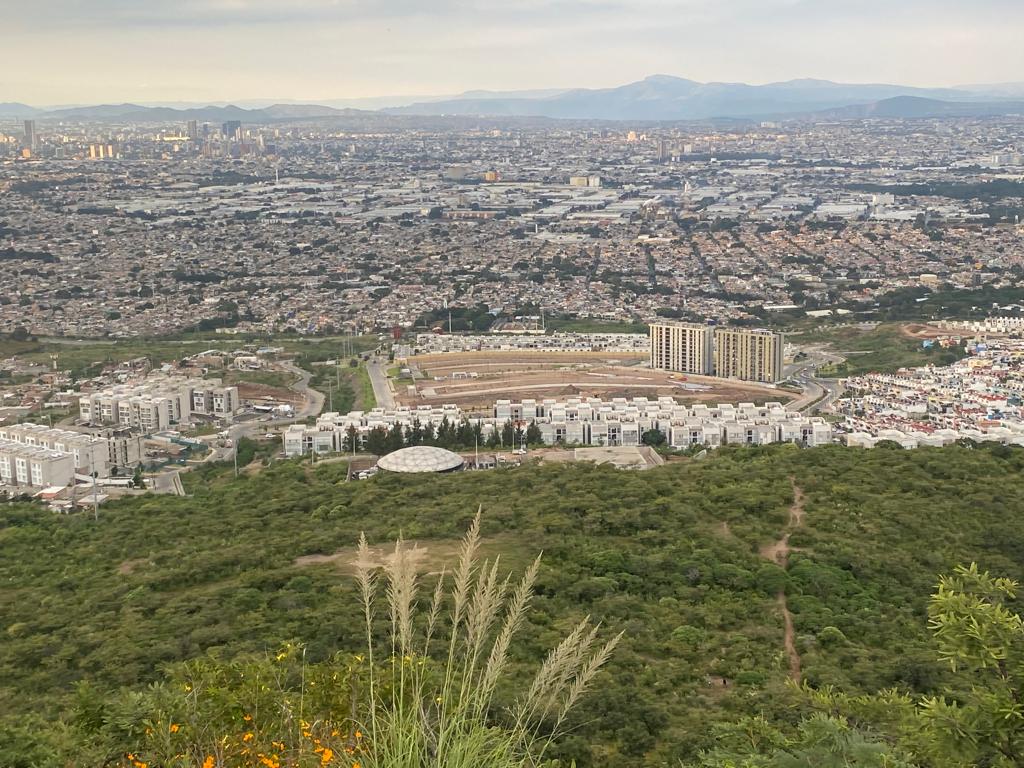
[
  {"x1": 649, "y1": 322, "x2": 714, "y2": 375},
  {"x1": 714, "y1": 328, "x2": 784, "y2": 383}
]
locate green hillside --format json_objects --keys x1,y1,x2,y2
[{"x1": 3, "y1": 444, "x2": 1024, "y2": 765}]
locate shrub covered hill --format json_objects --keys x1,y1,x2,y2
[{"x1": 3, "y1": 443, "x2": 1024, "y2": 765}]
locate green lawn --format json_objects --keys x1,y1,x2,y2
[{"x1": 355, "y1": 364, "x2": 377, "y2": 409}]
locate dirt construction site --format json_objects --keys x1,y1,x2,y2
[{"x1": 396, "y1": 350, "x2": 791, "y2": 414}]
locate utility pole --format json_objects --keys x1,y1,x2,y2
[{"x1": 88, "y1": 453, "x2": 99, "y2": 521}]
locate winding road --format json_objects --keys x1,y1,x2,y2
[{"x1": 785, "y1": 347, "x2": 846, "y2": 414}]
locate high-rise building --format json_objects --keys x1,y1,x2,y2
[
  {"x1": 649, "y1": 322, "x2": 785, "y2": 383},
  {"x1": 187, "y1": 120, "x2": 198, "y2": 141},
  {"x1": 23, "y1": 120, "x2": 37, "y2": 152},
  {"x1": 713, "y1": 328, "x2": 785, "y2": 383},
  {"x1": 649, "y1": 322, "x2": 714, "y2": 375},
  {"x1": 222, "y1": 120, "x2": 242, "y2": 141}
]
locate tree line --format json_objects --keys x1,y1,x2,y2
[{"x1": 341, "y1": 416, "x2": 545, "y2": 455}]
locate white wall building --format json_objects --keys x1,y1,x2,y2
[
  {"x1": 283, "y1": 396, "x2": 832, "y2": 456},
  {"x1": 79, "y1": 376, "x2": 240, "y2": 431},
  {"x1": 0, "y1": 440, "x2": 76, "y2": 489}
]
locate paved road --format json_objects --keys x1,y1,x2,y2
[
  {"x1": 786, "y1": 347, "x2": 846, "y2": 414},
  {"x1": 279, "y1": 361, "x2": 325, "y2": 419},
  {"x1": 366, "y1": 356, "x2": 396, "y2": 410},
  {"x1": 153, "y1": 360, "x2": 326, "y2": 483}
]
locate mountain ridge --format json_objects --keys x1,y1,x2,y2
[{"x1": 5, "y1": 76, "x2": 1024, "y2": 122}]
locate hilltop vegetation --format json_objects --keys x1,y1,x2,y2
[{"x1": 2, "y1": 444, "x2": 1024, "y2": 765}]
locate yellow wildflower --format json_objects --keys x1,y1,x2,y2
[
  {"x1": 169, "y1": 723, "x2": 180, "y2": 733},
  {"x1": 202, "y1": 758, "x2": 215, "y2": 768}
]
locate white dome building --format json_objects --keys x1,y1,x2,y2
[{"x1": 376, "y1": 445, "x2": 465, "y2": 474}]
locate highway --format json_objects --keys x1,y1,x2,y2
[{"x1": 785, "y1": 347, "x2": 846, "y2": 414}]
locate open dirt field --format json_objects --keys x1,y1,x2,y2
[
  {"x1": 236, "y1": 382, "x2": 304, "y2": 405},
  {"x1": 409, "y1": 350, "x2": 647, "y2": 376},
  {"x1": 900, "y1": 323, "x2": 957, "y2": 340},
  {"x1": 399, "y1": 352, "x2": 789, "y2": 413}
]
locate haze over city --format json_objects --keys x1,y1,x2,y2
[
  {"x1": 4, "y1": 0, "x2": 1024, "y2": 104},
  {"x1": 6, "y1": 2, "x2": 1024, "y2": 767}
]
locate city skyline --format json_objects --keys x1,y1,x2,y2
[{"x1": 3, "y1": 0, "x2": 1023, "y2": 104}]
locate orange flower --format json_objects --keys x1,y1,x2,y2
[
  {"x1": 320, "y1": 748, "x2": 334, "y2": 765},
  {"x1": 202, "y1": 757, "x2": 215, "y2": 768},
  {"x1": 243, "y1": 732, "x2": 254, "y2": 742},
  {"x1": 169, "y1": 723, "x2": 180, "y2": 734}
]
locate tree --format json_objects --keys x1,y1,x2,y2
[
  {"x1": 525, "y1": 421, "x2": 543, "y2": 446},
  {"x1": 694, "y1": 714, "x2": 918, "y2": 768},
  {"x1": 9, "y1": 325, "x2": 30, "y2": 342},
  {"x1": 384, "y1": 423, "x2": 405, "y2": 453},
  {"x1": 407, "y1": 419, "x2": 424, "y2": 446},
  {"x1": 436, "y1": 416, "x2": 455, "y2": 448},
  {"x1": 364, "y1": 426, "x2": 388, "y2": 456},
  {"x1": 422, "y1": 422, "x2": 436, "y2": 445},
  {"x1": 642, "y1": 428, "x2": 667, "y2": 447},
  {"x1": 59, "y1": 516, "x2": 620, "y2": 768},
  {"x1": 917, "y1": 563, "x2": 1024, "y2": 767},
  {"x1": 456, "y1": 418, "x2": 475, "y2": 448},
  {"x1": 342, "y1": 425, "x2": 359, "y2": 453},
  {"x1": 500, "y1": 419, "x2": 514, "y2": 448}
]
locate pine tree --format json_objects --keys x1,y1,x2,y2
[
  {"x1": 343, "y1": 425, "x2": 359, "y2": 453},
  {"x1": 525, "y1": 420, "x2": 543, "y2": 446}
]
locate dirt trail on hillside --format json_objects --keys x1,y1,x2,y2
[{"x1": 760, "y1": 480, "x2": 805, "y2": 683}]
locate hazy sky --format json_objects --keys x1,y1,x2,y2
[{"x1": 4, "y1": 0, "x2": 1023, "y2": 105}]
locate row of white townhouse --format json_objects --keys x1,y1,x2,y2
[{"x1": 283, "y1": 397, "x2": 832, "y2": 456}]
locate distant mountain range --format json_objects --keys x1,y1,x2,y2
[
  {"x1": 1, "y1": 102, "x2": 363, "y2": 122},
  {"x1": 5, "y1": 76, "x2": 1024, "y2": 123},
  {"x1": 814, "y1": 95, "x2": 1024, "y2": 120},
  {"x1": 383, "y1": 76, "x2": 1024, "y2": 120}
]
